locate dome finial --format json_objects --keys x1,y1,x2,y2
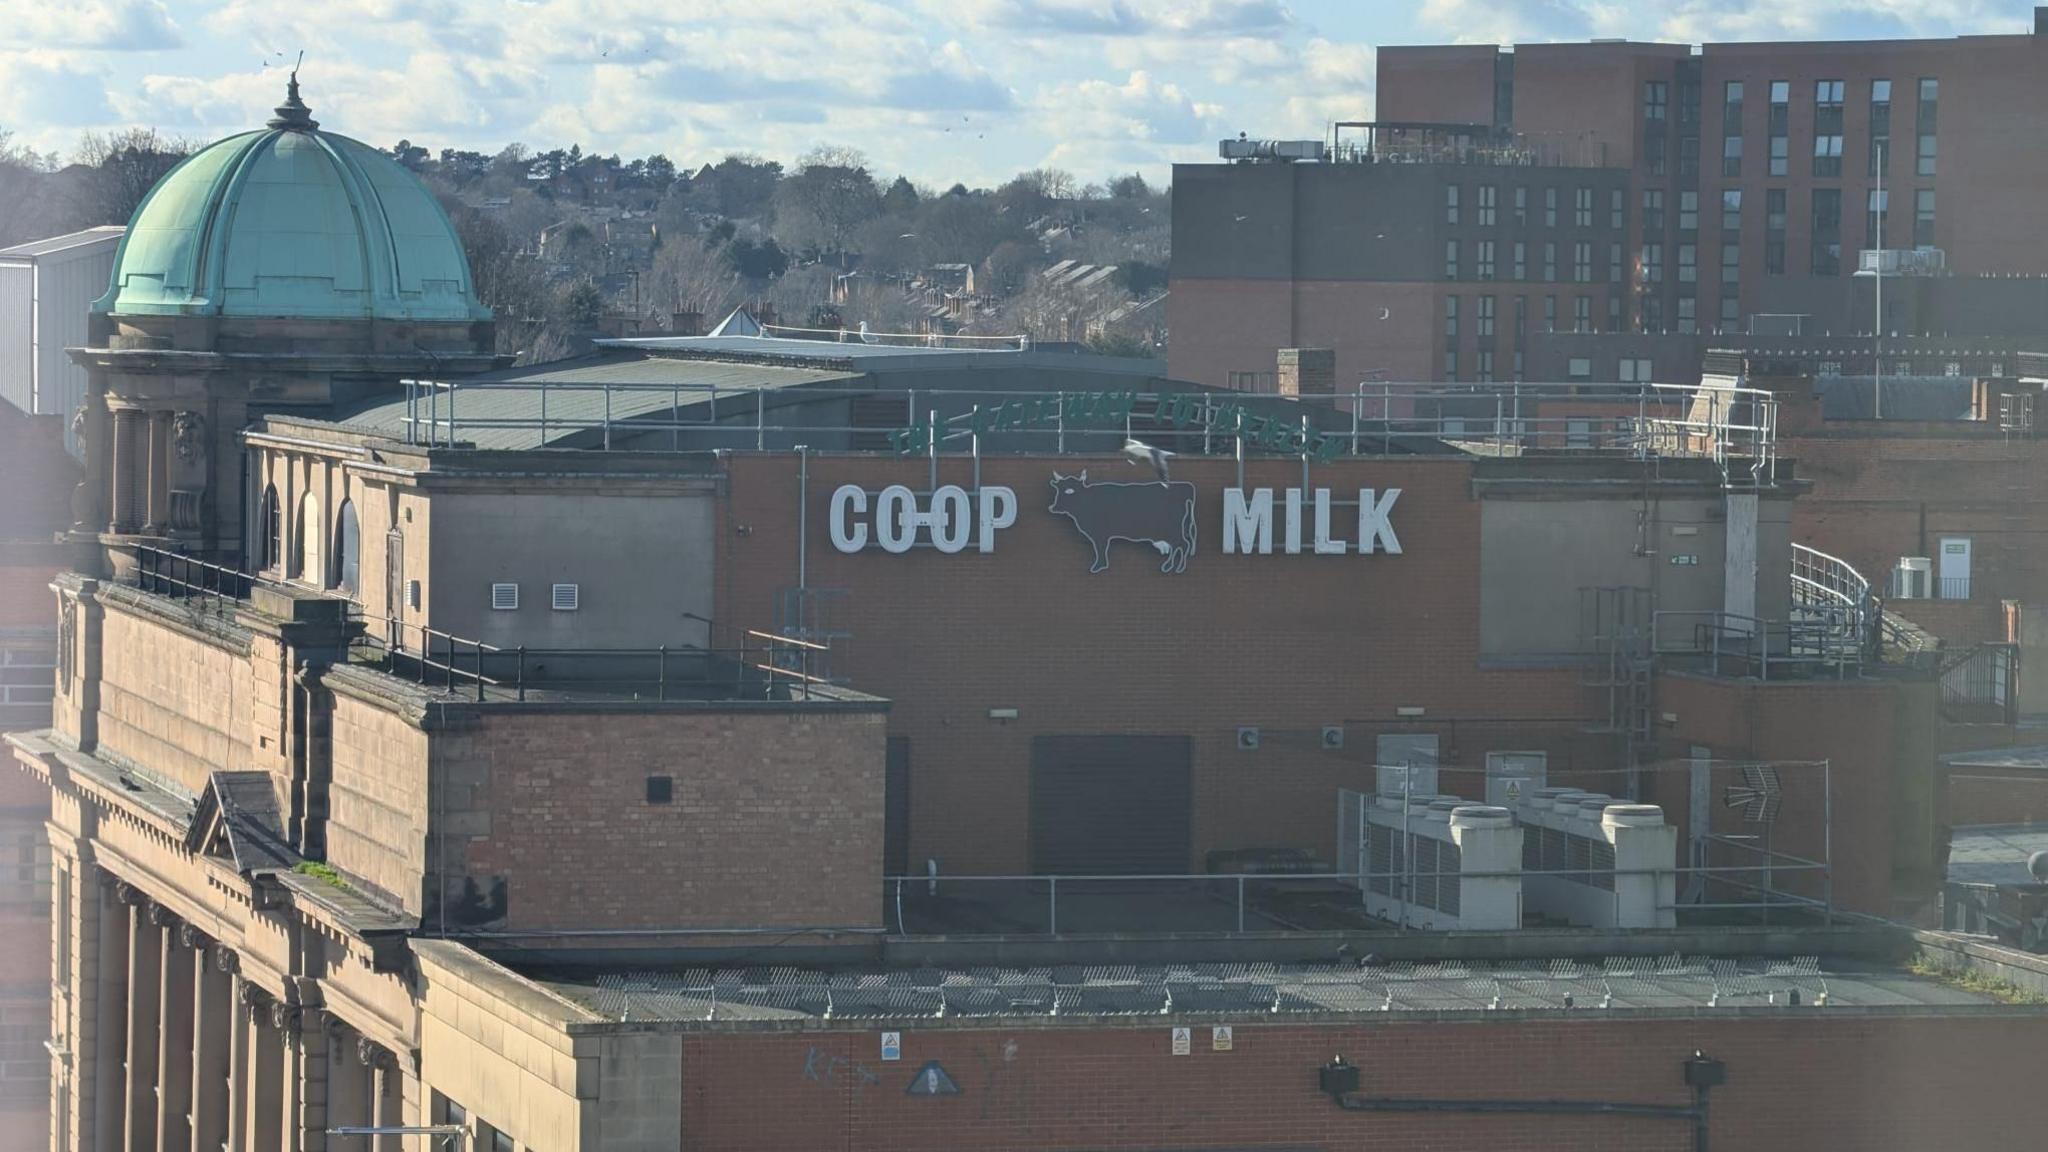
[{"x1": 267, "y1": 53, "x2": 318, "y2": 132}]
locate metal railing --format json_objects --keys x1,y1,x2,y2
[
  {"x1": 885, "y1": 861, "x2": 1831, "y2": 938},
  {"x1": 1789, "y1": 544, "x2": 1877, "y2": 664},
  {"x1": 131, "y1": 546, "x2": 263, "y2": 608},
  {"x1": 1939, "y1": 642, "x2": 2018, "y2": 723},
  {"x1": 1938, "y1": 576, "x2": 1973, "y2": 601},
  {"x1": 350, "y1": 618, "x2": 832, "y2": 703},
  {"x1": 396, "y1": 379, "x2": 1780, "y2": 480}
]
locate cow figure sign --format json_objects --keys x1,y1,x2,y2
[{"x1": 1048, "y1": 470, "x2": 1198, "y2": 574}]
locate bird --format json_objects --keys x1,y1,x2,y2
[
  {"x1": 1122, "y1": 437, "x2": 1173, "y2": 481},
  {"x1": 1233, "y1": 214, "x2": 1249, "y2": 223},
  {"x1": 858, "y1": 321, "x2": 878, "y2": 345},
  {"x1": 1377, "y1": 308, "x2": 1391, "y2": 321}
]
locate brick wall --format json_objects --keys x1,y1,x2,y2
[
  {"x1": 677, "y1": 1013, "x2": 2048, "y2": 1152},
  {"x1": 1653, "y1": 672, "x2": 1941, "y2": 915},
  {"x1": 453, "y1": 708, "x2": 887, "y2": 933},
  {"x1": 718, "y1": 454, "x2": 1603, "y2": 875}
]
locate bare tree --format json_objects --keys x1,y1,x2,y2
[
  {"x1": 75, "y1": 129, "x2": 196, "y2": 225},
  {"x1": 773, "y1": 147, "x2": 881, "y2": 255},
  {"x1": 648, "y1": 233, "x2": 741, "y2": 317}
]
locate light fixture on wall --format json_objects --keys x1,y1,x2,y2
[
  {"x1": 987, "y1": 707, "x2": 1018, "y2": 723},
  {"x1": 1396, "y1": 706, "x2": 1425, "y2": 718}
]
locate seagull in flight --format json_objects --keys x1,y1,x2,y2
[{"x1": 1123, "y1": 437, "x2": 1173, "y2": 481}]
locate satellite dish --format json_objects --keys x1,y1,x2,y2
[{"x1": 2027, "y1": 850, "x2": 2048, "y2": 883}]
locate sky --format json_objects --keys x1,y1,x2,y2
[{"x1": 0, "y1": 0, "x2": 2037, "y2": 187}]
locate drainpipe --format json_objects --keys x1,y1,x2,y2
[{"x1": 796, "y1": 445, "x2": 810, "y2": 639}]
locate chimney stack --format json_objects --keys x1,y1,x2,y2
[{"x1": 672, "y1": 310, "x2": 703, "y2": 337}]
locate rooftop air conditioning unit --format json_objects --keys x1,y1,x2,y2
[{"x1": 1890, "y1": 557, "x2": 1932, "y2": 600}]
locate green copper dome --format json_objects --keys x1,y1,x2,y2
[{"x1": 94, "y1": 79, "x2": 489, "y2": 322}]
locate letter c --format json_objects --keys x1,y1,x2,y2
[{"x1": 829, "y1": 485, "x2": 867, "y2": 552}]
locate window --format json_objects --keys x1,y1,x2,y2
[
  {"x1": 1575, "y1": 187, "x2": 1593, "y2": 228},
  {"x1": 1677, "y1": 243, "x2": 1697, "y2": 283},
  {"x1": 1444, "y1": 239, "x2": 1460, "y2": 279},
  {"x1": 1813, "y1": 133, "x2": 1843, "y2": 178},
  {"x1": 1814, "y1": 79, "x2": 1844, "y2": 109},
  {"x1": 1609, "y1": 189, "x2": 1623, "y2": 230},
  {"x1": 1767, "y1": 80, "x2": 1789, "y2": 175},
  {"x1": 1640, "y1": 294, "x2": 1663, "y2": 332},
  {"x1": 1543, "y1": 295, "x2": 1557, "y2": 332},
  {"x1": 647, "y1": 775, "x2": 674, "y2": 803},
  {"x1": 1722, "y1": 80, "x2": 1743, "y2": 135},
  {"x1": 1645, "y1": 132, "x2": 1667, "y2": 176},
  {"x1": 1544, "y1": 187, "x2": 1558, "y2": 227},
  {"x1": 1722, "y1": 135, "x2": 1743, "y2": 176},
  {"x1": 1870, "y1": 79, "x2": 1891, "y2": 176},
  {"x1": 1641, "y1": 243, "x2": 1663, "y2": 283},
  {"x1": 1721, "y1": 189, "x2": 1742, "y2": 232},
  {"x1": 1765, "y1": 189, "x2": 1787, "y2": 275},
  {"x1": 1476, "y1": 295, "x2": 1496, "y2": 337},
  {"x1": 491, "y1": 583, "x2": 520, "y2": 611},
  {"x1": 1513, "y1": 350, "x2": 1525, "y2": 381},
  {"x1": 1720, "y1": 296, "x2": 1740, "y2": 325},
  {"x1": 258, "y1": 484, "x2": 281, "y2": 572},
  {"x1": 294, "y1": 492, "x2": 321, "y2": 585},
  {"x1": 1445, "y1": 184, "x2": 1461, "y2": 225},
  {"x1": 1917, "y1": 77, "x2": 1938, "y2": 176},
  {"x1": 1573, "y1": 296, "x2": 1591, "y2": 333},
  {"x1": 1608, "y1": 242, "x2": 1622, "y2": 284},
  {"x1": 1721, "y1": 241, "x2": 1740, "y2": 283},
  {"x1": 1643, "y1": 81, "x2": 1668, "y2": 121},
  {"x1": 492, "y1": 1132, "x2": 514, "y2": 1152},
  {"x1": 1543, "y1": 241, "x2": 1557, "y2": 282},
  {"x1": 1513, "y1": 241, "x2": 1526, "y2": 281},
  {"x1": 333, "y1": 499, "x2": 359, "y2": 595},
  {"x1": 1476, "y1": 239, "x2": 1496, "y2": 280},
  {"x1": 1678, "y1": 136, "x2": 1698, "y2": 179},
  {"x1": 551, "y1": 583, "x2": 580, "y2": 611},
  {"x1": 1444, "y1": 349, "x2": 1458, "y2": 380},
  {"x1": 1444, "y1": 295, "x2": 1459, "y2": 339},
  {"x1": 1573, "y1": 241, "x2": 1591, "y2": 283},
  {"x1": 1607, "y1": 295, "x2": 1622, "y2": 332},
  {"x1": 1642, "y1": 189, "x2": 1664, "y2": 231},
  {"x1": 1478, "y1": 184, "x2": 1497, "y2": 226},
  {"x1": 1476, "y1": 349, "x2": 1495, "y2": 383},
  {"x1": 1513, "y1": 186, "x2": 1528, "y2": 226},
  {"x1": 1513, "y1": 296, "x2": 1527, "y2": 345},
  {"x1": 1914, "y1": 189, "x2": 1935, "y2": 247},
  {"x1": 1865, "y1": 188, "x2": 1889, "y2": 250},
  {"x1": 441, "y1": 1099, "x2": 467, "y2": 1127},
  {"x1": 54, "y1": 864, "x2": 69, "y2": 984},
  {"x1": 1810, "y1": 188, "x2": 1842, "y2": 276},
  {"x1": 1567, "y1": 357, "x2": 1592, "y2": 381},
  {"x1": 1679, "y1": 191, "x2": 1698, "y2": 232},
  {"x1": 1676, "y1": 295, "x2": 1697, "y2": 334},
  {"x1": 1618, "y1": 358, "x2": 1653, "y2": 383}
]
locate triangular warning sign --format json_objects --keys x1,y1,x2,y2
[{"x1": 905, "y1": 1061, "x2": 960, "y2": 1096}]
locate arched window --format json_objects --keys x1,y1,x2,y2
[
  {"x1": 294, "y1": 492, "x2": 321, "y2": 585},
  {"x1": 258, "y1": 485, "x2": 281, "y2": 572},
  {"x1": 333, "y1": 499, "x2": 360, "y2": 595}
]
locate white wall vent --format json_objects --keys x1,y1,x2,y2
[
  {"x1": 490, "y1": 583, "x2": 520, "y2": 611},
  {"x1": 551, "y1": 583, "x2": 580, "y2": 611}
]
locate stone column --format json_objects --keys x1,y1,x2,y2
[
  {"x1": 156, "y1": 919, "x2": 194, "y2": 1152},
  {"x1": 225, "y1": 973, "x2": 247, "y2": 1152},
  {"x1": 123, "y1": 898, "x2": 162, "y2": 1152},
  {"x1": 284, "y1": 1007, "x2": 328, "y2": 1152},
  {"x1": 109, "y1": 409, "x2": 139, "y2": 533},
  {"x1": 369, "y1": 1059, "x2": 402, "y2": 1152},
  {"x1": 145, "y1": 409, "x2": 170, "y2": 534},
  {"x1": 242, "y1": 991, "x2": 281, "y2": 1152},
  {"x1": 190, "y1": 939, "x2": 233, "y2": 1152},
  {"x1": 325, "y1": 1027, "x2": 368, "y2": 1137},
  {"x1": 91, "y1": 880, "x2": 131, "y2": 1152}
]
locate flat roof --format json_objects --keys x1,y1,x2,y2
[
  {"x1": 0, "y1": 225, "x2": 124, "y2": 260},
  {"x1": 1943, "y1": 746, "x2": 2048, "y2": 772},
  {"x1": 531, "y1": 955, "x2": 1997, "y2": 1025},
  {"x1": 1948, "y1": 824, "x2": 2048, "y2": 887},
  {"x1": 598, "y1": 335, "x2": 1163, "y2": 375}
]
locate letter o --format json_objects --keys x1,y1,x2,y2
[
  {"x1": 875, "y1": 485, "x2": 917, "y2": 554},
  {"x1": 929, "y1": 486, "x2": 971, "y2": 553},
  {"x1": 828, "y1": 485, "x2": 868, "y2": 552}
]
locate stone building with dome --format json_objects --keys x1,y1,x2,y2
[{"x1": 69, "y1": 77, "x2": 498, "y2": 571}]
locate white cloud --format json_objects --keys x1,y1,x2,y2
[
  {"x1": 1416, "y1": 0, "x2": 2017, "y2": 44},
  {"x1": 0, "y1": 53, "x2": 118, "y2": 133},
  {"x1": 1, "y1": 0, "x2": 183, "y2": 51}
]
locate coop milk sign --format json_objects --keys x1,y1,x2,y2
[{"x1": 828, "y1": 476, "x2": 1402, "y2": 574}]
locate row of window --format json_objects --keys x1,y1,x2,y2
[
  {"x1": 1445, "y1": 184, "x2": 1623, "y2": 230},
  {"x1": 490, "y1": 582, "x2": 582, "y2": 612},
  {"x1": 1707, "y1": 77, "x2": 1936, "y2": 178},
  {"x1": 256, "y1": 486, "x2": 361, "y2": 594},
  {"x1": 1444, "y1": 238, "x2": 1628, "y2": 283}
]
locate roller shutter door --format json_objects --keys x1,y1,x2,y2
[{"x1": 1029, "y1": 735, "x2": 1192, "y2": 875}]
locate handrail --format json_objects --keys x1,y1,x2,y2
[{"x1": 130, "y1": 546, "x2": 267, "y2": 608}]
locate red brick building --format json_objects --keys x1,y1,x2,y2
[{"x1": 1173, "y1": 10, "x2": 2048, "y2": 392}]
